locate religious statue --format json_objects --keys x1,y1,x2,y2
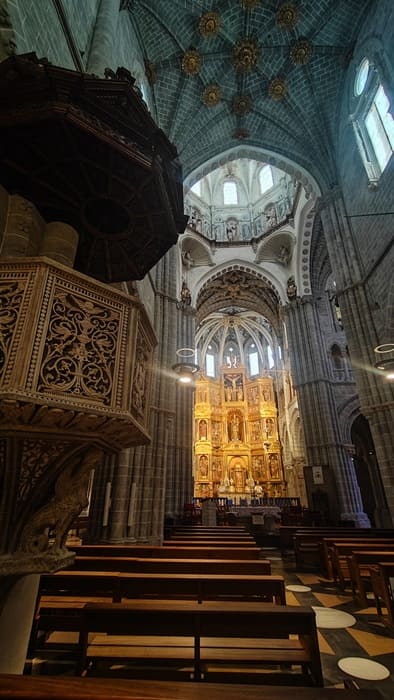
[
  {"x1": 254, "y1": 482, "x2": 263, "y2": 498},
  {"x1": 229, "y1": 413, "x2": 241, "y2": 441},
  {"x1": 180, "y1": 281, "x2": 191, "y2": 305},
  {"x1": 199, "y1": 419, "x2": 207, "y2": 440},
  {"x1": 287, "y1": 276, "x2": 297, "y2": 301},
  {"x1": 182, "y1": 249, "x2": 194, "y2": 269},
  {"x1": 265, "y1": 417, "x2": 274, "y2": 437},
  {"x1": 199, "y1": 455, "x2": 209, "y2": 479},
  {"x1": 268, "y1": 453, "x2": 281, "y2": 480}
]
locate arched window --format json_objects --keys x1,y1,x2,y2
[
  {"x1": 267, "y1": 345, "x2": 275, "y2": 369},
  {"x1": 352, "y1": 58, "x2": 394, "y2": 183},
  {"x1": 248, "y1": 343, "x2": 259, "y2": 376},
  {"x1": 191, "y1": 180, "x2": 201, "y2": 197},
  {"x1": 205, "y1": 344, "x2": 216, "y2": 378},
  {"x1": 223, "y1": 181, "x2": 238, "y2": 205},
  {"x1": 259, "y1": 165, "x2": 273, "y2": 194}
]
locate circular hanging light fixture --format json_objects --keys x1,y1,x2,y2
[
  {"x1": 172, "y1": 348, "x2": 200, "y2": 384},
  {"x1": 374, "y1": 343, "x2": 394, "y2": 380}
]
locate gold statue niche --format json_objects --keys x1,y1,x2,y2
[{"x1": 193, "y1": 366, "x2": 285, "y2": 502}]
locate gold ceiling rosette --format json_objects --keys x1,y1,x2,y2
[
  {"x1": 182, "y1": 49, "x2": 202, "y2": 75},
  {"x1": 290, "y1": 39, "x2": 313, "y2": 65},
  {"x1": 203, "y1": 84, "x2": 222, "y2": 106},
  {"x1": 268, "y1": 77, "x2": 288, "y2": 100},
  {"x1": 276, "y1": 3, "x2": 299, "y2": 29},
  {"x1": 199, "y1": 11, "x2": 221, "y2": 37},
  {"x1": 232, "y1": 38, "x2": 260, "y2": 73},
  {"x1": 232, "y1": 94, "x2": 252, "y2": 115}
]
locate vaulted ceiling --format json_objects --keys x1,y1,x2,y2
[{"x1": 129, "y1": 0, "x2": 373, "y2": 185}]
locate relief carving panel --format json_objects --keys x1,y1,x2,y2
[
  {"x1": 37, "y1": 290, "x2": 119, "y2": 404},
  {"x1": 18, "y1": 439, "x2": 70, "y2": 502}
]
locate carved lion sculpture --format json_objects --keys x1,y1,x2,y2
[{"x1": 18, "y1": 446, "x2": 103, "y2": 555}]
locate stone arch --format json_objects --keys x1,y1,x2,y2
[
  {"x1": 195, "y1": 263, "x2": 282, "y2": 330},
  {"x1": 184, "y1": 145, "x2": 321, "y2": 200}
]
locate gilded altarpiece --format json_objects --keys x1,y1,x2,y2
[{"x1": 194, "y1": 367, "x2": 285, "y2": 501}]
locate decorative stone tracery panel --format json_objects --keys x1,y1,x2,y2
[{"x1": 0, "y1": 259, "x2": 157, "y2": 448}]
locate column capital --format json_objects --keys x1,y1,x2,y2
[{"x1": 315, "y1": 185, "x2": 343, "y2": 213}]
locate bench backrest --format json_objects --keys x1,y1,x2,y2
[
  {"x1": 349, "y1": 550, "x2": 394, "y2": 566},
  {"x1": 72, "y1": 545, "x2": 261, "y2": 560},
  {"x1": 162, "y1": 540, "x2": 257, "y2": 547},
  {"x1": 81, "y1": 600, "x2": 317, "y2": 638},
  {"x1": 0, "y1": 673, "x2": 381, "y2": 700},
  {"x1": 38, "y1": 571, "x2": 285, "y2": 605},
  {"x1": 73, "y1": 556, "x2": 271, "y2": 574}
]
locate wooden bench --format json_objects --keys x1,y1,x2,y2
[
  {"x1": 321, "y1": 537, "x2": 394, "y2": 579},
  {"x1": 72, "y1": 556, "x2": 272, "y2": 574},
  {"x1": 370, "y1": 562, "x2": 394, "y2": 630},
  {"x1": 117, "y1": 572, "x2": 286, "y2": 604},
  {"x1": 279, "y1": 526, "x2": 359, "y2": 554},
  {"x1": 78, "y1": 600, "x2": 324, "y2": 686},
  {"x1": 293, "y1": 529, "x2": 394, "y2": 571},
  {"x1": 40, "y1": 571, "x2": 120, "y2": 602},
  {"x1": 162, "y1": 540, "x2": 258, "y2": 548},
  {"x1": 38, "y1": 571, "x2": 285, "y2": 605},
  {"x1": 0, "y1": 674, "x2": 382, "y2": 700},
  {"x1": 32, "y1": 568, "x2": 283, "y2": 657},
  {"x1": 171, "y1": 527, "x2": 252, "y2": 540},
  {"x1": 329, "y1": 542, "x2": 394, "y2": 590},
  {"x1": 72, "y1": 545, "x2": 262, "y2": 560},
  {"x1": 346, "y1": 551, "x2": 394, "y2": 606}
]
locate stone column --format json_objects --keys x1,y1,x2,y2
[
  {"x1": 319, "y1": 189, "x2": 394, "y2": 526},
  {"x1": 0, "y1": 575, "x2": 40, "y2": 674},
  {"x1": 87, "y1": 0, "x2": 120, "y2": 76},
  {"x1": 165, "y1": 304, "x2": 195, "y2": 520},
  {"x1": 284, "y1": 296, "x2": 370, "y2": 527},
  {"x1": 108, "y1": 450, "x2": 130, "y2": 543},
  {"x1": 39, "y1": 222, "x2": 79, "y2": 267}
]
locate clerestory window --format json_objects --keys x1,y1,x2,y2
[
  {"x1": 352, "y1": 58, "x2": 394, "y2": 185},
  {"x1": 259, "y1": 165, "x2": 273, "y2": 194},
  {"x1": 223, "y1": 181, "x2": 238, "y2": 205}
]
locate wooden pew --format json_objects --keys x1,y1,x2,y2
[
  {"x1": 346, "y1": 551, "x2": 394, "y2": 606},
  {"x1": 169, "y1": 527, "x2": 252, "y2": 535},
  {"x1": 78, "y1": 600, "x2": 324, "y2": 686},
  {"x1": 279, "y1": 526, "x2": 360, "y2": 554},
  {"x1": 167, "y1": 532, "x2": 254, "y2": 540},
  {"x1": 329, "y1": 542, "x2": 394, "y2": 589},
  {"x1": 163, "y1": 534, "x2": 256, "y2": 547},
  {"x1": 118, "y1": 572, "x2": 286, "y2": 604},
  {"x1": 321, "y1": 537, "x2": 394, "y2": 579},
  {"x1": 72, "y1": 545, "x2": 262, "y2": 560},
  {"x1": 162, "y1": 540, "x2": 257, "y2": 548},
  {"x1": 38, "y1": 571, "x2": 285, "y2": 605},
  {"x1": 293, "y1": 529, "x2": 394, "y2": 571},
  {"x1": 40, "y1": 571, "x2": 120, "y2": 602},
  {"x1": 0, "y1": 674, "x2": 381, "y2": 700},
  {"x1": 370, "y1": 562, "x2": 394, "y2": 630},
  {"x1": 72, "y1": 556, "x2": 272, "y2": 575},
  {"x1": 32, "y1": 567, "x2": 280, "y2": 656}
]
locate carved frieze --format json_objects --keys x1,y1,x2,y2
[
  {"x1": 0, "y1": 258, "x2": 157, "y2": 449},
  {"x1": 0, "y1": 281, "x2": 24, "y2": 380},
  {"x1": 131, "y1": 325, "x2": 154, "y2": 422},
  {"x1": 18, "y1": 439, "x2": 69, "y2": 502},
  {"x1": 38, "y1": 290, "x2": 118, "y2": 404}
]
